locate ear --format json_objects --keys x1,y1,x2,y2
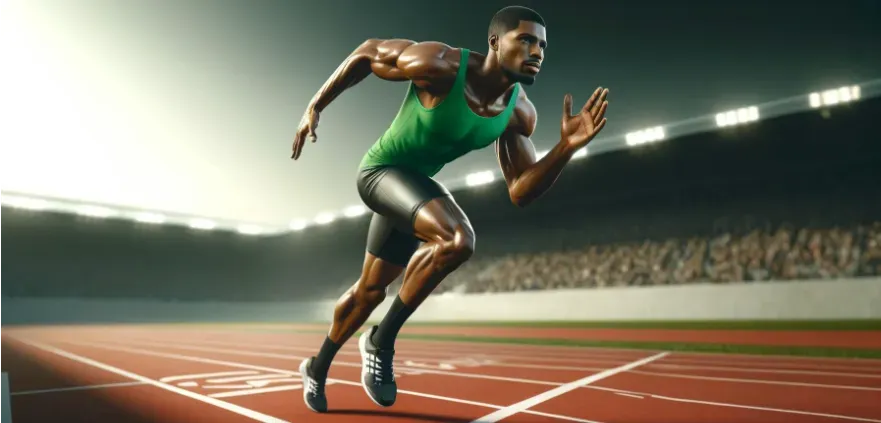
[{"x1": 488, "y1": 34, "x2": 499, "y2": 51}]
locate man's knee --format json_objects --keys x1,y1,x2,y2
[
  {"x1": 440, "y1": 224, "x2": 475, "y2": 266},
  {"x1": 353, "y1": 281, "x2": 387, "y2": 307}
]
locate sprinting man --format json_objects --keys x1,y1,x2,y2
[{"x1": 291, "y1": 6, "x2": 608, "y2": 413}]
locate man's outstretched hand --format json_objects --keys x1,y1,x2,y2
[
  {"x1": 560, "y1": 87, "x2": 608, "y2": 151},
  {"x1": 291, "y1": 108, "x2": 320, "y2": 160}
]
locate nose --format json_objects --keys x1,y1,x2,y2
[{"x1": 529, "y1": 46, "x2": 544, "y2": 62}]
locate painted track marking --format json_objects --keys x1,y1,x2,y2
[
  {"x1": 16, "y1": 339, "x2": 289, "y2": 423},
  {"x1": 468, "y1": 352, "x2": 670, "y2": 423},
  {"x1": 585, "y1": 384, "x2": 881, "y2": 422},
  {"x1": 630, "y1": 369, "x2": 881, "y2": 391},
  {"x1": 11, "y1": 381, "x2": 147, "y2": 395},
  {"x1": 83, "y1": 337, "x2": 881, "y2": 393},
  {"x1": 46, "y1": 338, "x2": 604, "y2": 423}
]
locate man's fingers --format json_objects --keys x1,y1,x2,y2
[
  {"x1": 562, "y1": 93, "x2": 573, "y2": 117},
  {"x1": 591, "y1": 88, "x2": 609, "y2": 115},
  {"x1": 593, "y1": 101, "x2": 608, "y2": 125},
  {"x1": 292, "y1": 133, "x2": 304, "y2": 160},
  {"x1": 594, "y1": 117, "x2": 607, "y2": 134},
  {"x1": 582, "y1": 87, "x2": 602, "y2": 112}
]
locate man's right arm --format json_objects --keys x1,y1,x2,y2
[{"x1": 308, "y1": 39, "x2": 457, "y2": 113}]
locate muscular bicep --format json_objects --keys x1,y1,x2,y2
[
  {"x1": 497, "y1": 130, "x2": 537, "y2": 184},
  {"x1": 355, "y1": 39, "x2": 456, "y2": 87},
  {"x1": 496, "y1": 95, "x2": 538, "y2": 183}
]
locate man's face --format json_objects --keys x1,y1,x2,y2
[{"x1": 494, "y1": 20, "x2": 547, "y2": 85}]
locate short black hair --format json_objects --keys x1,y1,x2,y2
[{"x1": 488, "y1": 6, "x2": 545, "y2": 39}]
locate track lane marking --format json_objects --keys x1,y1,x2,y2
[
  {"x1": 11, "y1": 381, "x2": 147, "y2": 395},
  {"x1": 16, "y1": 339, "x2": 289, "y2": 423},
  {"x1": 468, "y1": 352, "x2": 669, "y2": 423},
  {"x1": 46, "y1": 338, "x2": 604, "y2": 423}
]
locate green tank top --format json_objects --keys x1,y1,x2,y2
[{"x1": 359, "y1": 48, "x2": 520, "y2": 177}]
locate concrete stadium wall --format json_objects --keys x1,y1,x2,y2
[
  {"x1": 0, "y1": 298, "x2": 328, "y2": 325},
  {"x1": 355, "y1": 278, "x2": 881, "y2": 323},
  {"x1": 3, "y1": 278, "x2": 880, "y2": 325}
]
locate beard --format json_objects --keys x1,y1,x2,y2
[{"x1": 502, "y1": 66, "x2": 536, "y2": 86}]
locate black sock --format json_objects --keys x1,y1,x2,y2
[
  {"x1": 310, "y1": 336, "x2": 341, "y2": 379},
  {"x1": 372, "y1": 295, "x2": 415, "y2": 349}
]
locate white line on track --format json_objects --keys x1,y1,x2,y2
[
  {"x1": 584, "y1": 385, "x2": 881, "y2": 422},
  {"x1": 468, "y1": 352, "x2": 670, "y2": 423},
  {"x1": 652, "y1": 394, "x2": 881, "y2": 422},
  {"x1": 15, "y1": 339, "x2": 289, "y2": 423},
  {"x1": 134, "y1": 337, "x2": 633, "y2": 367},
  {"x1": 93, "y1": 339, "x2": 567, "y2": 386},
  {"x1": 630, "y1": 370, "x2": 881, "y2": 391},
  {"x1": 613, "y1": 392, "x2": 644, "y2": 399},
  {"x1": 128, "y1": 333, "x2": 881, "y2": 373},
  {"x1": 10, "y1": 381, "x2": 147, "y2": 395},
  {"x1": 121, "y1": 337, "x2": 881, "y2": 392},
  {"x1": 41, "y1": 338, "x2": 603, "y2": 423},
  {"x1": 646, "y1": 363, "x2": 881, "y2": 378},
  {"x1": 160, "y1": 371, "x2": 258, "y2": 383}
]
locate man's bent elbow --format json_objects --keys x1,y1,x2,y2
[{"x1": 509, "y1": 191, "x2": 533, "y2": 208}]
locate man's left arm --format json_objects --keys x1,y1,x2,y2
[{"x1": 496, "y1": 87, "x2": 608, "y2": 207}]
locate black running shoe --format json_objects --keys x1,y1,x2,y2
[
  {"x1": 299, "y1": 357, "x2": 328, "y2": 413},
  {"x1": 358, "y1": 326, "x2": 397, "y2": 407}
]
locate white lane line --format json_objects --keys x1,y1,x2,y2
[
  {"x1": 468, "y1": 352, "x2": 670, "y2": 423},
  {"x1": 57, "y1": 339, "x2": 604, "y2": 423},
  {"x1": 15, "y1": 339, "x2": 289, "y2": 423},
  {"x1": 139, "y1": 337, "x2": 634, "y2": 366},
  {"x1": 586, "y1": 385, "x2": 881, "y2": 422},
  {"x1": 647, "y1": 363, "x2": 881, "y2": 378},
  {"x1": 209, "y1": 385, "x2": 303, "y2": 398},
  {"x1": 207, "y1": 374, "x2": 296, "y2": 384},
  {"x1": 630, "y1": 370, "x2": 881, "y2": 392},
  {"x1": 613, "y1": 392, "x2": 644, "y2": 399},
  {"x1": 652, "y1": 394, "x2": 881, "y2": 422},
  {"x1": 96, "y1": 339, "x2": 565, "y2": 387},
  {"x1": 87, "y1": 337, "x2": 881, "y2": 394},
  {"x1": 11, "y1": 381, "x2": 147, "y2": 395},
  {"x1": 160, "y1": 371, "x2": 257, "y2": 383}
]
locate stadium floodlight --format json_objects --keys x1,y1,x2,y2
[
  {"x1": 289, "y1": 219, "x2": 308, "y2": 231},
  {"x1": 189, "y1": 218, "x2": 216, "y2": 230},
  {"x1": 314, "y1": 212, "x2": 335, "y2": 225},
  {"x1": 465, "y1": 170, "x2": 495, "y2": 187},
  {"x1": 75, "y1": 205, "x2": 115, "y2": 218},
  {"x1": 625, "y1": 126, "x2": 665, "y2": 146},
  {"x1": 236, "y1": 224, "x2": 263, "y2": 235},
  {"x1": 3, "y1": 195, "x2": 49, "y2": 210},
  {"x1": 343, "y1": 205, "x2": 367, "y2": 218},
  {"x1": 715, "y1": 106, "x2": 759, "y2": 128},
  {"x1": 572, "y1": 147, "x2": 588, "y2": 159},
  {"x1": 809, "y1": 85, "x2": 861, "y2": 108},
  {"x1": 133, "y1": 212, "x2": 166, "y2": 224}
]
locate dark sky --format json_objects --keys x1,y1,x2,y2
[{"x1": 2, "y1": 0, "x2": 879, "y2": 227}]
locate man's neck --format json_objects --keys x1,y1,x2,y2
[{"x1": 471, "y1": 51, "x2": 516, "y2": 103}]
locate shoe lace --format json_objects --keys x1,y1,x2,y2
[
  {"x1": 305, "y1": 375, "x2": 325, "y2": 396},
  {"x1": 368, "y1": 349, "x2": 396, "y2": 383}
]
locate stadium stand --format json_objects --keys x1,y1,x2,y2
[{"x1": 3, "y1": 96, "x2": 880, "y2": 303}]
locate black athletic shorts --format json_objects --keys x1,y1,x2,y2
[{"x1": 356, "y1": 165, "x2": 452, "y2": 267}]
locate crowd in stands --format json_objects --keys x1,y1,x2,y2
[{"x1": 371, "y1": 221, "x2": 881, "y2": 295}]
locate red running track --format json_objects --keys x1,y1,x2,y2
[{"x1": 2, "y1": 324, "x2": 880, "y2": 423}]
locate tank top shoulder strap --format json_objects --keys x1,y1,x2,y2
[
  {"x1": 507, "y1": 83, "x2": 521, "y2": 112},
  {"x1": 451, "y1": 48, "x2": 470, "y2": 92}
]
